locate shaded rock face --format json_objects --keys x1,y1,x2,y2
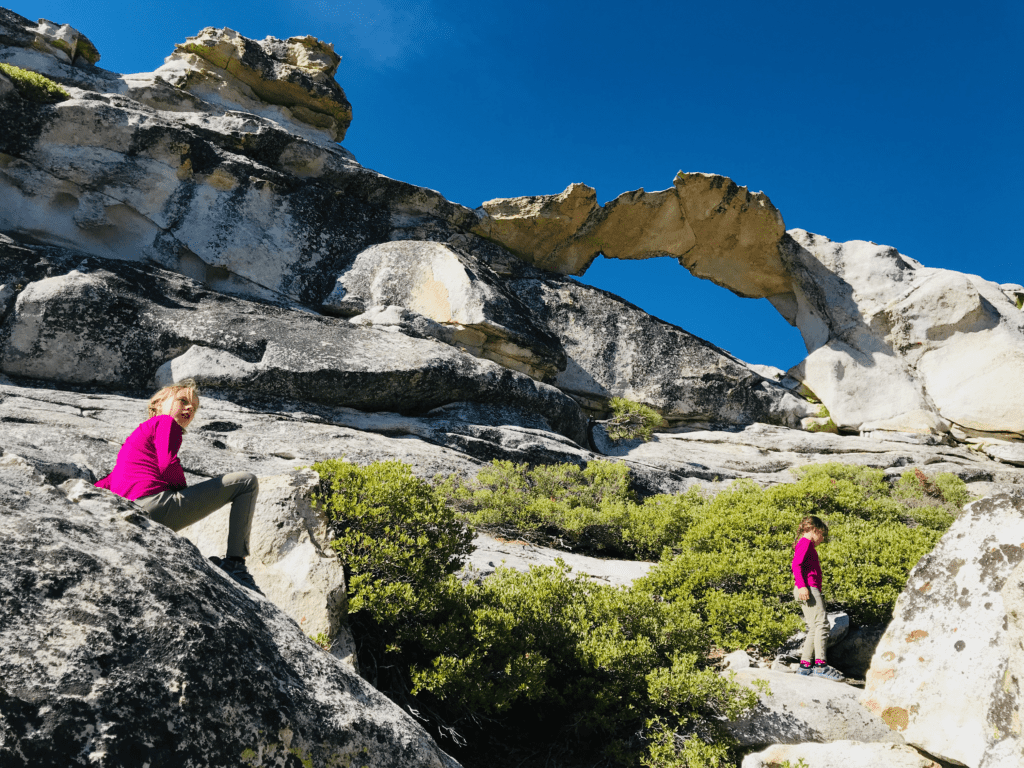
[
  {"x1": 508, "y1": 273, "x2": 815, "y2": 426},
  {"x1": 0, "y1": 236, "x2": 588, "y2": 445},
  {"x1": 474, "y1": 173, "x2": 787, "y2": 295},
  {"x1": 861, "y1": 494, "x2": 1024, "y2": 767},
  {"x1": 0, "y1": 453, "x2": 459, "y2": 768}
]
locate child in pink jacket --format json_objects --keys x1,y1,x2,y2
[
  {"x1": 96, "y1": 379, "x2": 259, "y2": 591},
  {"x1": 792, "y1": 515, "x2": 843, "y2": 680}
]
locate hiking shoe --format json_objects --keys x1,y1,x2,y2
[
  {"x1": 796, "y1": 664, "x2": 814, "y2": 676},
  {"x1": 813, "y1": 664, "x2": 844, "y2": 681},
  {"x1": 210, "y1": 556, "x2": 262, "y2": 594}
]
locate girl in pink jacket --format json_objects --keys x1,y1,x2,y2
[
  {"x1": 792, "y1": 515, "x2": 843, "y2": 680},
  {"x1": 96, "y1": 379, "x2": 259, "y2": 591}
]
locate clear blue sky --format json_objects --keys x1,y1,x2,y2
[{"x1": 9, "y1": 1, "x2": 1023, "y2": 371}]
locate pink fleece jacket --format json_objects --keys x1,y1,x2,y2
[
  {"x1": 95, "y1": 415, "x2": 187, "y2": 500},
  {"x1": 792, "y1": 537, "x2": 823, "y2": 590}
]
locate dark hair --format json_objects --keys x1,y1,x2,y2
[{"x1": 797, "y1": 515, "x2": 828, "y2": 542}]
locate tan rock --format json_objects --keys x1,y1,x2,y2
[
  {"x1": 474, "y1": 183, "x2": 598, "y2": 273},
  {"x1": 323, "y1": 241, "x2": 566, "y2": 380},
  {"x1": 672, "y1": 172, "x2": 789, "y2": 297},
  {"x1": 473, "y1": 172, "x2": 787, "y2": 291},
  {"x1": 157, "y1": 27, "x2": 352, "y2": 143}
]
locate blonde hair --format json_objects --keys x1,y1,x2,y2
[
  {"x1": 148, "y1": 378, "x2": 201, "y2": 421},
  {"x1": 797, "y1": 515, "x2": 828, "y2": 542}
]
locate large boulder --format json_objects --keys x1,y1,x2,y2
[
  {"x1": 0, "y1": 238, "x2": 588, "y2": 445},
  {"x1": 779, "y1": 230, "x2": 1024, "y2": 438},
  {"x1": 322, "y1": 240, "x2": 566, "y2": 380},
  {"x1": 179, "y1": 469, "x2": 357, "y2": 666},
  {"x1": 151, "y1": 26, "x2": 352, "y2": 144},
  {"x1": 0, "y1": 9, "x2": 476, "y2": 308},
  {"x1": 507, "y1": 272, "x2": 815, "y2": 427},
  {"x1": 861, "y1": 494, "x2": 1024, "y2": 767},
  {"x1": 0, "y1": 451, "x2": 460, "y2": 768}
]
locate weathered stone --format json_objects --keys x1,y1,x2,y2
[
  {"x1": 0, "y1": 452, "x2": 460, "y2": 768},
  {"x1": 466, "y1": 532, "x2": 654, "y2": 587},
  {"x1": 158, "y1": 26, "x2": 351, "y2": 143},
  {"x1": 179, "y1": 469, "x2": 356, "y2": 666},
  {"x1": 722, "y1": 650, "x2": 754, "y2": 670},
  {"x1": 0, "y1": 242, "x2": 588, "y2": 445},
  {"x1": 861, "y1": 494, "x2": 1024, "y2": 767},
  {"x1": 981, "y1": 441, "x2": 1024, "y2": 467},
  {"x1": 473, "y1": 173, "x2": 786, "y2": 292},
  {"x1": 473, "y1": 183, "x2": 599, "y2": 274},
  {"x1": 0, "y1": 25, "x2": 477, "y2": 309},
  {"x1": 324, "y1": 240, "x2": 566, "y2": 379},
  {"x1": 721, "y1": 668, "x2": 903, "y2": 747},
  {"x1": 590, "y1": 421, "x2": 1024, "y2": 492},
  {"x1": 1001, "y1": 559, "x2": 1024, "y2": 768},
  {"x1": 778, "y1": 230, "x2": 1024, "y2": 438},
  {"x1": 741, "y1": 741, "x2": 942, "y2": 768}
]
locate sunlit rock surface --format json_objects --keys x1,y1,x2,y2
[{"x1": 861, "y1": 493, "x2": 1024, "y2": 767}]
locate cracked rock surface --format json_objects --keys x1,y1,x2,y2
[{"x1": 0, "y1": 452, "x2": 460, "y2": 768}]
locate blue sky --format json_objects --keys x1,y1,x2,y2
[{"x1": 9, "y1": 1, "x2": 1023, "y2": 371}]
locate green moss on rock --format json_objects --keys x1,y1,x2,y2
[
  {"x1": 0, "y1": 63, "x2": 69, "y2": 103},
  {"x1": 76, "y1": 35, "x2": 101, "y2": 64}
]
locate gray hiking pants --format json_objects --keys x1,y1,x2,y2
[
  {"x1": 137, "y1": 472, "x2": 258, "y2": 558},
  {"x1": 795, "y1": 585, "x2": 829, "y2": 663}
]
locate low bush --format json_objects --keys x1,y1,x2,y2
[
  {"x1": 607, "y1": 396, "x2": 667, "y2": 442},
  {"x1": 440, "y1": 459, "x2": 637, "y2": 555},
  {"x1": 314, "y1": 459, "x2": 757, "y2": 767}
]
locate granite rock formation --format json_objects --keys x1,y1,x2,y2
[
  {"x1": 0, "y1": 451, "x2": 459, "y2": 768},
  {"x1": 741, "y1": 741, "x2": 943, "y2": 768},
  {"x1": 473, "y1": 173, "x2": 788, "y2": 296},
  {"x1": 860, "y1": 493, "x2": 1024, "y2": 767}
]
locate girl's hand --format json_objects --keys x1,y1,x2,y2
[{"x1": 796, "y1": 587, "x2": 810, "y2": 602}]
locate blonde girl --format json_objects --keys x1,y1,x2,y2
[
  {"x1": 95, "y1": 379, "x2": 259, "y2": 591},
  {"x1": 792, "y1": 515, "x2": 842, "y2": 680}
]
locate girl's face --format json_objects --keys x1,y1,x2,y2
[
  {"x1": 805, "y1": 528, "x2": 826, "y2": 545},
  {"x1": 160, "y1": 389, "x2": 199, "y2": 430}
]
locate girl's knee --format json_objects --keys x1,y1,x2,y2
[{"x1": 222, "y1": 472, "x2": 258, "y2": 498}]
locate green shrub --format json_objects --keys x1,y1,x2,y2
[
  {"x1": 311, "y1": 458, "x2": 474, "y2": 691},
  {"x1": 440, "y1": 459, "x2": 637, "y2": 555},
  {"x1": 313, "y1": 459, "x2": 755, "y2": 767},
  {"x1": 0, "y1": 63, "x2": 69, "y2": 103},
  {"x1": 607, "y1": 396, "x2": 666, "y2": 442}
]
